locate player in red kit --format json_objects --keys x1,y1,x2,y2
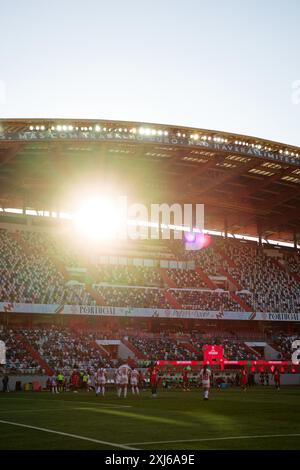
[
  {"x1": 182, "y1": 368, "x2": 190, "y2": 392},
  {"x1": 148, "y1": 365, "x2": 158, "y2": 398},
  {"x1": 240, "y1": 368, "x2": 248, "y2": 391},
  {"x1": 273, "y1": 367, "x2": 281, "y2": 390}
]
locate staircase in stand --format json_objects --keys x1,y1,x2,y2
[
  {"x1": 91, "y1": 340, "x2": 111, "y2": 361},
  {"x1": 218, "y1": 266, "x2": 243, "y2": 290},
  {"x1": 230, "y1": 292, "x2": 252, "y2": 312},
  {"x1": 182, "y1": 342, "x2": 201, "y2": 358},
  {"x1": 243, "y1": 342, "x2": 261, "y2": 358},
  {"x1": 271, "y1": 258, "x2": 300, "y2": 286},
  {"x1": 86, "y1": 262, "x2": 101, "y2": 283},
  {"x1": 122, "y1": 338, "x2": 146, "y2": 359},
  {"x1": 195, "y1": 267, "x2": 217, "y2": 289},
  {"x1": 16, "y1": 333, "x2": 54, "y2": 376},
  {"x1": 157, "y1": 268, "x2": 177, "y2": 288},
  {"x1": 217, "y1": 262, "x2": 252, "y2": 312},
  {"x1": 85, "y1": 284, "x2": 105, "y2": 305},
  {"x1": 163, "y1": 289, "x2": 183, "y2": 309},
  {"x1": 290, "y1": 271, "x2": 300, "y2": 284},
  {"x1": 214, "y1": 245, "x2": 236, "y2": 268}
]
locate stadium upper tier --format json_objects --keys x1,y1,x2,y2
[
  {"x1": 0, "y1": 226, "x2": 300, "y2": 314},
  {"x1": 1, "y1": 119, "x2": 300, "y2": 244}
]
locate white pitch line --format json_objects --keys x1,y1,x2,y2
[
  {"x1": 0, "y1": 419, "x2": 138, "y2": 450},
  {"x1": 0, "y1": 409, "x2": 74, "y2": 414},
  {"x1": 0, "y1": 397, "x2": 132, "y2": 408},
  {"x1": 53, "y1": 400, "x2": 131, "y2": 409},
  {"x1": 126, "y1": 433, "x2": 300, "y2": 446}
]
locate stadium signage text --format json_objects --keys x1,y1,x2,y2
[
  {"x1": 0, "y1": 302, "x2": 300, "y2": 322},
  {"x1": 266, "y1": 313, "x2": 300, "y2": 321},
  {"x1": 1, "y1": 129, "x2": 299, "y2": 167}
]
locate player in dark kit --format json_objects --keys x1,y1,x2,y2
[{"x1": 273, "y1": 367, "x2": 281, "y2": 390}]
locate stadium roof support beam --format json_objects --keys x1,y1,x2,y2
[
  {"x1": 262, "y1": 206, "x2": 300, "y2": 232},
  {"x1": 189, "y1": 159, "x2": 257, "y2": 197},
  {"x1": 259, "y1": 184, "x2": 300, "y2": 212},
  {"x1": 238, "y1": 167, "x2": 295, "y2": 198},
  {"x1": 161, "y1": 148, "x2": 194, "y2": 169},
  {"x1": 0, "y1": 142, "x2": 25, "y2": 169},
  {"x1": 224, "y1": 216, "x2": 228, "y2": 238},
  {"x1": 188, "y1": 185, "x2": 300, "y2": 221},
  {"x1": 196, "y1": 194, "x2": 262, "y2": 215},
  {"x1": 294, "y1": 230, "x2": 298, "y2": 250},
  {"x1": 257, "y1": 221, "x2": 263, "y2": 247},
  {"x1": 179, "y1": 155, "x2": 223, "y2": 186}
]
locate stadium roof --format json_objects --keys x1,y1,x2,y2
[{"x1": 1, "y1": 118, "x2": 300, "y2": 245}]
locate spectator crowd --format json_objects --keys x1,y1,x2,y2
[{"x1": 0, "y1": 228, "x2": 300, "y2": 313}]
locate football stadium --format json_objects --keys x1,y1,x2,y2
[{"x1": 0, "y1": 118, "x2": 300, "y2": 450}]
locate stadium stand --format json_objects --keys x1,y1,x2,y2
[
  {"x1": 128, "y1": 335, "x2": 199, "y2": 361},
  {"x1": 93, "y1": 286, "x2": 170, "y2": 308},
  {"x1": 220, "y1": 240, "x2": 300, "y2": 313},
  {"x1": 169, "y1": 289, "x2": 240, "y2": 311},
  {"x1": 0, "y1": 326, "x2": 112, "y2": 375},
  {"x1": 0, "y1": 328, "x2": 43, "y2": 374},
  {"x1": 271, "y1": 333, "x2": 300, "y2": 359},
  {"x1": 0, "y1": 229, "x2": 94, "y2": 305},
  {"x1": 95, "y1": 264, "x2": 162, "y2": 287},
  {"x1": 1, "y1": 325, "x2": 269, "y2": 374},
  {"x1": 1, "y1": 228, "x2": 300, "y2": 313},
  {"x1": 165, "y1": 268, "x2": 207, "y2": 288}
]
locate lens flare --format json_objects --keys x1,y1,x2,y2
[{"x1": 73, "y1": 197, "x2": 121, "y2": 240}]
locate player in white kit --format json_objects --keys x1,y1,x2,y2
[
  {"x1": 51, "y1": 376, "x2": 58, "y2": 394},
  {"x1": 130, "y1": 368, "x2": 140, "y2": 395},
  {"x1": 117, "y1": 365, "x2": 131, "y2": 398},
  {"x1": 114, "y1": 368, "x2": 122, "y2": 396},
  {"x1": 95, "y1": 367, "x2": 107, "y2": 397},
  {"x1": 199, "y1": 365, "x2": 212, "y2": 400}
]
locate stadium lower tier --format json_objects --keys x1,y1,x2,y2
[{"x1": 1, "y1": 323, "x2": 299, "y2": 375}]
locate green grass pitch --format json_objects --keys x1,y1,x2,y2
[{"x1": 0, "y1": 387, "x2": 299, "y2": 450}]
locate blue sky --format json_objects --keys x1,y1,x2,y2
[{"x1": 1, "y1": 0, "x2": 300, "y2": 146}]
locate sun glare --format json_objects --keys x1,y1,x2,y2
[{"x1": 73, "y1": 197, "x2": 122, "y2": 240}]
